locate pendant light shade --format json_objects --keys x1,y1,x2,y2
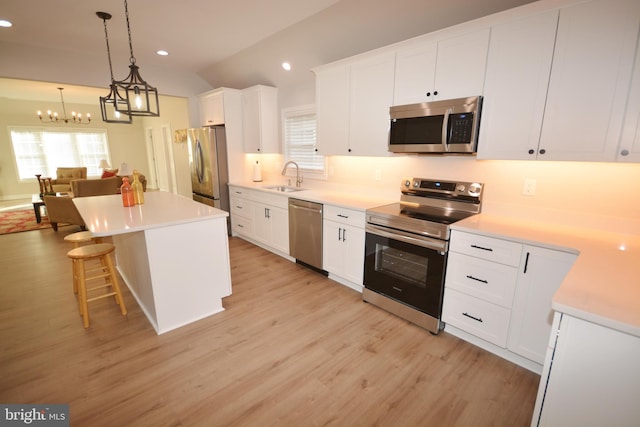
[
  {"x1": 97, "y1": 11, "x2": 132, "y2": 124},
  {"x1": 113, "y1": 0, "x2": 160, "y2": 117}
]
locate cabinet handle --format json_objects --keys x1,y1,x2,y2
[
  {"x1": 523, "y1": 252, "x2": 530, "y2": 274},
  {"x1": 392, "y1": 286, "x2": 403, "y2": 292},
  {"x1": 237, "y1": 224, "x2": 244, "y2": 228},
  {"x1": 539, "y1": 148, "x2": 546, "y2": 155},
  {"x1": 528, "y1": 149, "x2": 535, "y2": 155},
  {"x1": 236, "y1": 206, "x2": 242, "y2": 209},
  {"x1": 337, "y1": 214, "x2": 349, "y2": 219},
  {"x1": 620, "y1": 149, "x2": 629, "y2": 156},
  {"x1": 265, "y1": 208, "x2": 270, "y2": 219},
  {"x1": 470, "y1": 244, "x2": 493, "y2": 252},
  {"x1": 466, "y1": 275, "x2": 488, "y2": 284},
  {"x1": 342, "y1": 228, "x2": 347, "y2": 242},
  {"x1": 338, "y1": 227, "x2": 342, "y2": 241},
  {"x1": 462, "y1": 312, "x2": 483, "y2": 323}
]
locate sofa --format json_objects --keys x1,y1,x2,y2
[
  {"x1": 49, "y1": 167, "x2": 87, "y2": 193},
  {"x1": 44, "y1": 174, "x2": 146, "y2": 231}
]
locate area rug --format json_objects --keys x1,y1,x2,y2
[{"x1": 0, "y1": 208, "x2": 54, "y2": 234}]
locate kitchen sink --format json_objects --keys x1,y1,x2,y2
[{"x1": 263, "y1": 185, "x2": 305, "y2": 193}]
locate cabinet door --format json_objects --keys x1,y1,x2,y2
[
  {"x1": 618, "y1": 37, "x2": 640, "y2": 162},
  {"x1": 393, "y1": 40, "x2": 438, "y2": 105},
  {"x1": 200, "y1": 90, "x2": 225, "y2": 126},
  {"x1": 322, "y1": 220, "x2": 344, "y2": 275},
  {"x1": 477, "y1": 10, "x2": 558, "y2": 160},
  {"x1": 539, "y1": 0, "x2": 640, "y2": 161},
  {"x1": 342, "y1": 224, "x2": 365, "y2": 285},
  {"x1": 349, "y1": 51, "x2": 395, "y2": 156},
  {"x1": 507, "y1": 246, "x2": 577, "y2": 364},
  {"x1": 432, "y1": 28, "x2": 490, "y2": 100},
  {"x1": 315, "y1": 63, "x2": 351, "y2": 155},
  {"x1": 242, "y1": 86, "x2": 279, "y2": 153},
  {"x1": 252, "y1": 203, "x2": 271, "y2": 245},
  {"x1": 269, "y1": 206, "x2": 289, "y2": 254}
]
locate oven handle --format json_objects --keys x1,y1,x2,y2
[{"x1": 366, "y1": 223, "x2": 447, "y2": 252}]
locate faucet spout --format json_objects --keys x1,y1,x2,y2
[{"x1": 281, "y1": 161, "x2": 303, "y2": 188}]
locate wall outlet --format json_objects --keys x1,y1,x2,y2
[
  {"x1": 374, "y1": 169, "x2": 382, "y2": 181},
  {"x1": 523, "y1": 178, "x2": 537, "y2": 196}
]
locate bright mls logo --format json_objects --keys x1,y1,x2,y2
[{"x1": 1, "y1": 404, "x2": 69, "y2": 426}]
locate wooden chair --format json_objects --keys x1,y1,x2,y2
[{"x1": 67, "y1": 243, "x2": 127, "y2": 328}]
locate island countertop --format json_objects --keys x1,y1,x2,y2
[{"x1": 73, "y1": 191, "x2": 228, "y2": 237}]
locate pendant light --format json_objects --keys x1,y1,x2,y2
[
  {"x1": 97, "y1": 11, "x2": 132, "y2": 124},
  {"x1": 112, "y1": 0, "x2": 160, "y2": 117}
]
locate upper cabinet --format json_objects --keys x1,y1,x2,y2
[
  {"x1": 314, "y1": 51, "x2": 395, "y2": 156},
  {"x1": 242, "y1": 85, "x2": 279, "y2": 153},
  {"x1": 198, "y1": 87, "x2": 241, "y2": 126},
  {"x1": 479, "y1": 0, "x2": 640, "y2": 161},
  {"x1": 393, "y1": 29, "x2": 490, "y2": 106},
  {"x1": 477, "y1": 10, "x2": 559, "y2": 160},
  {"x1": 617, "y1": 32, "x2": 640, "y2": 162}
]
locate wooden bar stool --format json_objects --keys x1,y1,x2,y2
[
  {"x1": 67, "y1": 243, "x2": 127, "y2": 328},
  {"x1": 64, "y1": 231, "x2": 104, "y2": 295}
]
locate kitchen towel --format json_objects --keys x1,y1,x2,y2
[{"x1": 252, "y1": 161, "x2": 262, "y2": 182}]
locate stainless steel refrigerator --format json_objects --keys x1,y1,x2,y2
[{"x1": 187, "y1": 126, "x2": 230, "y2": 232}]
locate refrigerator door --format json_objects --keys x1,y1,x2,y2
[{"x1": 188, "y1": 127, "x2": 219, "y2": 200}]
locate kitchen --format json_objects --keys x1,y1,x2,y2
[{"x1": 1, "y1": 0, "x2": 639, "y2": 425}]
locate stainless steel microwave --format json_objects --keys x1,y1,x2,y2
[{"x1": 388, "y1": 96, "x2": 482, "y2": 154}]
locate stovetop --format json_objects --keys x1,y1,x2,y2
[{"x1": 366, "y1": 178, "x2": 483, "y2": 240}]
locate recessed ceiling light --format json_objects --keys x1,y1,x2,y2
[
  {"x1": 282, "y1": 62, "x2": 291, "y2": 71},
  {"x1": 0, "y1": 19, "x2": 13, "y2": 28},
  {"x1": 156, "y1": 50, "x2": 169, "y2": 56}
]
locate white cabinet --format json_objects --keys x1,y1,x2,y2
[
  {"x1": 228, "y1": 186, "x2": 254, "y2": 238},
  {"x1": 251, "y1": 191, "x2": 289, "y2": 255},
  {"x1": 315, "y1": 62, "x2": 350, "y2": 155},
  {"x1": 393, "y1": 28, "x2": 490, "y2": 105},
  {"x1": 199, "y1": 87, "x2": 242, "y2": 126},
  {"x1": 507, "y1": 246, "x2": 577, "y2": 364},
  {"x1": 443, "y1": 230, "x2": 577, "y2": 370},
  {"x1": 538, "y1": 0, "x2": 640, "y2": 162},
  {"x1": 477, "y1": 10, "x2": 558, "y2": 160},
  {"x1": 322, "y1": 205, "x2": 366, "y2": 289},
  {"x1": 348, "y1": 52, "x2": 395, "y2": 156},
  {"x1": 618, "y1": 38, "x2": 640, "y2": 162},
  {"x1": 533, "y1": 313, "x2": 640, "y2": 426},
  {"x1": 315, "y1": 51, "x2": 395, "y2": 156},
  {"x1": 242, "y1": 85, "x2": 279, "y2": 153}
]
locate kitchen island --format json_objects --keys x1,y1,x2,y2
[{"x1": 73, "y1": 191, "x2": 231, "y2": 334}]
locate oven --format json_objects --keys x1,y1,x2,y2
[{"x1": 362, "y1": 178, "x2": 483, "y2": 334}]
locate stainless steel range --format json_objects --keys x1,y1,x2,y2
[{"x1": 363, "y1": 177, "x2": 483, "y2": 334}]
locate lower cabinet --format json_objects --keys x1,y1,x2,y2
[
  {"x1": 322, "y1": 205, "x2": 366, "y2": 290},
  {"x1": 252, "y1": 201, "x2": 289, "y2": 255},
  {"x1": 443, "y1": 229, "x2": 577, "y2": 371}
]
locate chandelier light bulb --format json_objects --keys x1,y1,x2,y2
[{"x1": 135, "y1": 94, "x2": 143, "y2": 109}]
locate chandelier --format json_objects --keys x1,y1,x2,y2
[
  {"x1": 37, "y1": 88, "x2": 91, "y2": 124},
  {"x1": 97, "y1": 11, "x2": 132, "y2": 124},
  {"x1": 111, "y1": 0, "x2": 160, "y2": 118}
]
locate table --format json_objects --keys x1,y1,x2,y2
[
  {"x1": 73, "y1": 192, "x2": 232, "y2": 334},
  {"x1": 31, "y1": 194, "x2": 44, "y2": 223}
]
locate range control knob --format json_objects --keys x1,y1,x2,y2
[
  {"x1": 413, "y1": 181, "x2": 419, "y2": 188},
  {"x1": 468, "y1": 183, "x2": 483, "y2": 196},
  {"x1": 404, "y1": 179, "x2": 411, "y2": 188},
  {"x1": 456, "y1": 184, "x2": 466, "y2": 193}
]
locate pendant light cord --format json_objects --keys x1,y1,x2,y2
[
  {"x1": 124, "y1": 0, "x2": 137, "y2": 65},
  {"x1": 101, "y1": 16, "x2": 115, "y2": 81}
]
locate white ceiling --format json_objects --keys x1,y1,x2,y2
[{"x1": 0, "y1": 0, "x2": 537, "y2": 103}]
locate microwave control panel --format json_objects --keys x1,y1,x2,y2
[{"x1": 447, "y1": 113, "x2": 475, "y2": 144}]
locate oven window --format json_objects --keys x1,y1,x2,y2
[{"x1": 374, "y1": 244, "x2": 427, "y2": 288}]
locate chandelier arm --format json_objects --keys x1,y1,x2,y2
[{"x1": 58, "y1": 88, "x2": 68, "y2": 122}]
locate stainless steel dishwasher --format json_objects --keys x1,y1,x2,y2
[{"x1": 288, "y1": 198, "x2": 324, "y2": 271}]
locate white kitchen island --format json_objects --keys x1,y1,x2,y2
[{"x1": 73, "y1": 191, "x2": 231, "y2": 334}]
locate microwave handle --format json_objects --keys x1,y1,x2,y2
[{"x1": 442, "y1": 108, "x2": 452, "y2": 152}]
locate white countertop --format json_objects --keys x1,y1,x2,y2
[
  {"x1": 452, "y1": 214, "x2": 640, "y2": 337},
  {"x1": 73, "y1": 191, "x2": 228, "y2": 237},
  {"x1": 229, "y1": 181, "x2": 394, "y2": 211}
]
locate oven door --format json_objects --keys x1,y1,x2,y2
[{"x1": 364, "y1": 224, "x2": 447, "y2": 319}]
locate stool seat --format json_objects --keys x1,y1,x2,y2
[
  {"x1": 66, "y1": 242, "x2": 126, "y2": 328},
  {"x1": 64, "y1": 231, "x2": 102, "y2": 247}
]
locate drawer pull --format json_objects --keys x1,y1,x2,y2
[
  {"x1": 470, "y1": 244, "x2": 493, "y2": 252},
  {"x1": 237, "y1": 224, "x2": 244, "y2": 228},
  {"x1": 337, "y1": 214, "x2": 349, "y2": 219},
  {"x1": 392, "y1": 286, "x2": 403, "y2": 292},
  {"x1": 236, "y1": 206, "x2": 243, "y2": 209},
  {"x1": 462, "y1": 312, "x2": 483, "y2": 323},
  {"x1": 466, "y1": 275, "x2": 488, "y2": 284}
]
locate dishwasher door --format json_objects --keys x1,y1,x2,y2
[{"x1": 288, "y1": 198, "x2": 323, "y2": 270}]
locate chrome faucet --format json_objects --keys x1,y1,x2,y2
[{"x1": 281, "y1": 161, "x2": 303, "y2": 188}]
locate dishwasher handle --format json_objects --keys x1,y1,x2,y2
[{"x1": 289, "y1": 202, "x2": 322, "y2": 215}]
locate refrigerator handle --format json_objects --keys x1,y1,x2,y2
[{"x1": 195, "y1": 139, "x2": 205, "y2": 183}]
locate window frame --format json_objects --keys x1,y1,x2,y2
[{"x1": 281, "y1": 104, "x2": 326, "y2": 180}]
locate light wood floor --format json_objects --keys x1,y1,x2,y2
[{"x1": 0, "y1": 226, "x2": 540, "y2": 426}]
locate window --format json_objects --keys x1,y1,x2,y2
[
  {"x1": 9, "y1": 127, "x2": 111, "y2": 180},
  {"x1": 282, "y1": 105, "x2": 325, "y2": 177}
]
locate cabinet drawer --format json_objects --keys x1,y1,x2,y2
[
  {"x1": 229, "y1": 186, "x2": 254, "y2": 199},
  {"x1": 324, "y1": 205, "x2": 365, "y2": 228},
  {"x1": 450, "y1": 230, "x2": 523, "y2": 266},
  {"x1": 252, "y1": 191, "x2": 289, "y2": 209},
  {"x1": 230, "y1": 196, "x2": 252, "y2": 218},
  {"x1": 445, "y1": 251, "x2": 517, "y2": 308},
  {"x1": 231, "y1": 215, "x2": 253, "y2": 236},
  {"x1": 442, "y1": 288, "x2": 511, "y2": 347}
]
